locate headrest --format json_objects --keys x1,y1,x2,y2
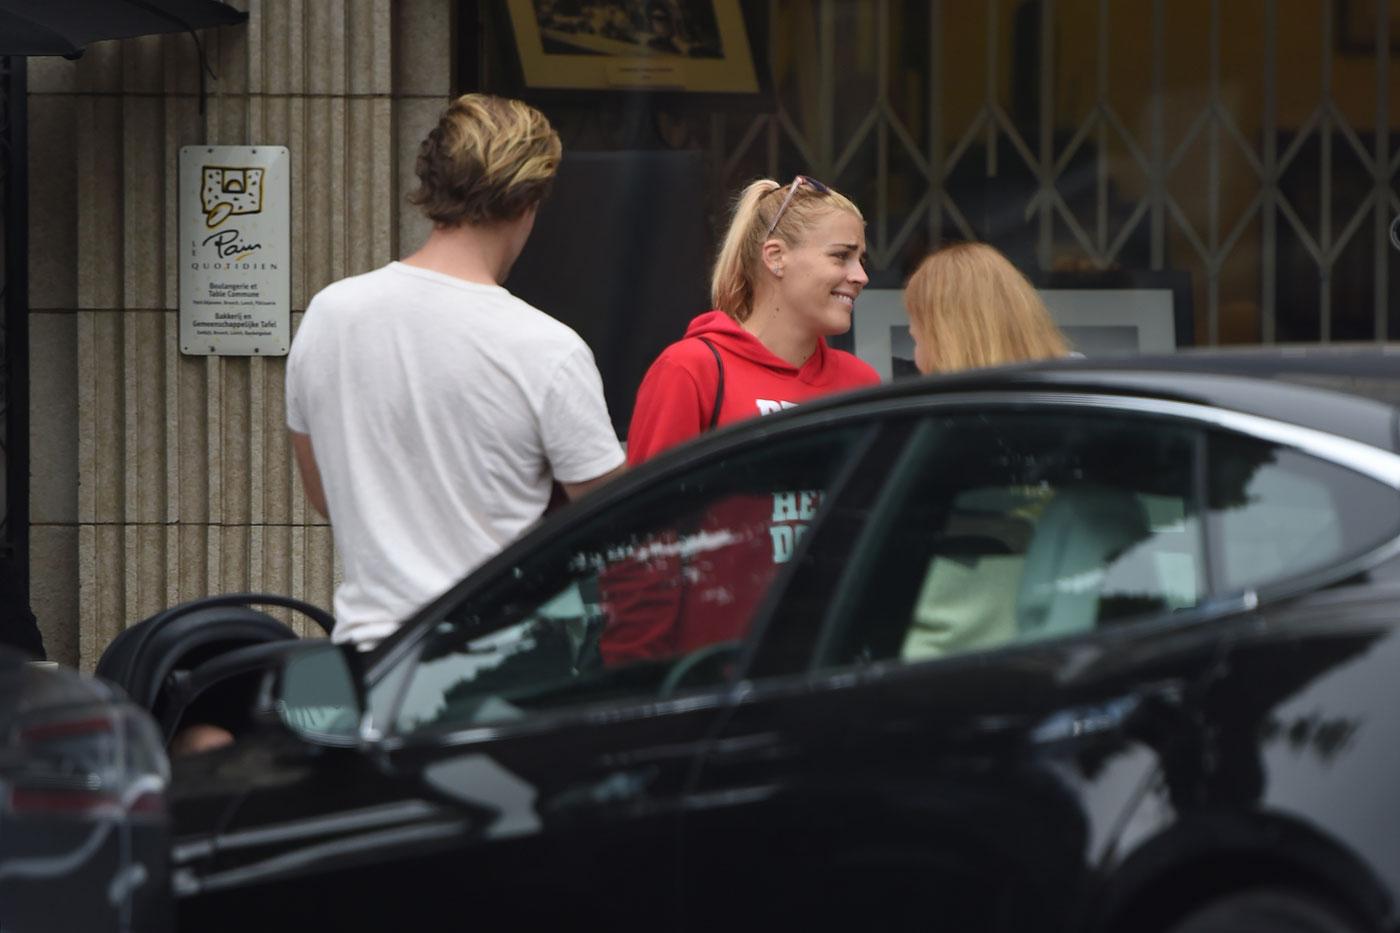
[{"x1": 1016, "y1": 485, "x2": 1151, "y2": 641}]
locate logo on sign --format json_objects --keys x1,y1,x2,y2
[
  {"x1": 201, "y1": 166, "x2": 264, "y2": 227},
  {"x1": 197, "y1": 165, "x2": 265, "y2": 262}
]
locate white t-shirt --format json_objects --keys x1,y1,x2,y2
[{"x1": 286, "y1": 262, "x2": 625, "y2": 647}]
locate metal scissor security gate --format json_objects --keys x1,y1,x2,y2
[{"x1": 682, "y1": 0, "x2": 1398, "y2": 345}]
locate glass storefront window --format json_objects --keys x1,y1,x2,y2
[{"x1": 459, "y1": 0, "x2": 1399, "y2": 427}]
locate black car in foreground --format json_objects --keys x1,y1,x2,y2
[{"x1": 159, "y1": 346, "x2": 1400, "y2": 932}]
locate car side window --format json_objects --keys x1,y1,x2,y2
[
  {"x1": 391, "y1": 426, "x2": 868, "y2": 736},
  {"x1": 1207, "y1": 431, "x2": 1400, "y2": 593},
  {"x1": 817, "y1": 412, "x2": 1204, "y2": 668}
]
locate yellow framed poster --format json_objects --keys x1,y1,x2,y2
[{"x1": 505, "y1": 0, "x2": 758, "y2": 93}]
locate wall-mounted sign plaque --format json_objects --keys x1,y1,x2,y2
[{"x1": 179, "y1": 145, "x2": 291, "y2": 356}]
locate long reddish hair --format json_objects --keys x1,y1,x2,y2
[{"x1": 904, "y1": 242, "x2": 1068, "y2": 371}]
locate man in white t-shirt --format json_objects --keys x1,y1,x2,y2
[{"x1": 285, "y1": 94, "x2": 625, "y2": 649}]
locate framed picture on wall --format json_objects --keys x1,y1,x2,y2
[
  {"x1": 847, "y1": 269, "x2": 1192, "y2": 382},
  {"x1": 502, "y1": 0, "x2": 759, "y2": 93},
  {"x1": 847, "y1": 289, "x2": 917, "y2": 382}
]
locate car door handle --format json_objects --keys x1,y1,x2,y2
[
  {"x1": 546, "y1": 766, "x2": 659, "y2": 813},
  {"x1": 1029, "y1": 695, "x2": 1144, "y2": 745},
  {"x1": 1029, "y1": 682, "x2": 1188, "y2": 747},
  {"x1": 700, "y1": 731, "x2": 791, "y2": 765}
]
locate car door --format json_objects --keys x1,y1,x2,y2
[
  {"x1": 174, "y1": 421, "x2": 875, "y2": 932},
  {"x1": 681, "y1": 400, "x2": 1246, "y2": 933}
]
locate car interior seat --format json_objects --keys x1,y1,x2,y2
[
  {"x1": 1015, "y1": 484, "x2": 1156, "y2": 642},
  {"x1": 898, "y1": 508, "x2": 1034, "y2": 662},
  {"x1": 826, "y1": 487, "x2": 1040, "y2": 666}
]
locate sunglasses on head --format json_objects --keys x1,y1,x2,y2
[{"x1": 764, "y1": 174, "x2": 831, "y2": 239}]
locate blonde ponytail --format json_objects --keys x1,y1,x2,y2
[{"x1": 710, "y1": 180, "x2": 781, "y2": 322}]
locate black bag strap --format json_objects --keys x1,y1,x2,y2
[{"x1": 696, "y1": 337, "x2": 725, "y2": 430}]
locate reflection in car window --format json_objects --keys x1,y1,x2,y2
[
  {"x1": 1207, "y1": 433, "x2": 1400, "y2": 593},
  {"x1": 820, "y1": 413, "x2": 1203, "y2": 668},
  {"x1": 393, "y1": 427, "x2": 867, "y2": 735}
]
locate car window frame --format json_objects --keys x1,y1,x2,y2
[
  {"x1": 740, "y1": 416, "x2": 925, "y2": 681},
  {"x1": 360, "y1": 388, "x2": 1400, "y2": 743},
  {"x1": 1202, "y1": 429, "x2": 1400, "y2": 605},
  {"x1": 807, "y1": 403, "x2": 1211, "y2": 672},
  {"x1": 366, "y1": 415, "x2": 887, "y2": 747},
  {"x1": 794, "y1": 391, "x2": 1400, "y2": 680}
]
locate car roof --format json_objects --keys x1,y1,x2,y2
[{"x1": 803, "y1": 344, "x2": 1400, "y2": 453}]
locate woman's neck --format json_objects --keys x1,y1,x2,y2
[
  {"x1": 744, "y1": 282, "x2": 817, "y2": 367},
  {"x1": 742, "y1": 294, "x2": 819, "y2": 368}
]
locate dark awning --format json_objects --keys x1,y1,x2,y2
[{"x1": 0, "y1": 0, "x2": 246, "y2": 58}]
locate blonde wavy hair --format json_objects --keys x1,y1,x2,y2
[
  {"x1": 409, "y1": 93, "x2": 562, "y2": 227},
  {"x1": 904, "y1": 242, "x2": 1069, "y2": 372},
  {"x1": 711, "y1": 177, "x2": 864, "y2": 322}
]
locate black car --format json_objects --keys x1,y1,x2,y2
[
  {"x1": 0, "y1": 648, "x2": 172, "y2": 933},
  {"x1": 159, "y1": 346, "x2": 1400, "y2": 932}
]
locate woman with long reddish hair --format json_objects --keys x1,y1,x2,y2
[{"x1": 902, "y1": 241, "x2": 1069, "y2": 374}]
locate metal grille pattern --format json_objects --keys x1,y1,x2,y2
[{"x1": 688, "y1": 0, "x2": 1399, "y2": 345}]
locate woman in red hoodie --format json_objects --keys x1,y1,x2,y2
[
  {"x1": 600, "y1": 177, "x2": 880, "y2": 665},
  {"x1": 625, "y1": 175, "x2": 880, "y2": 463}
]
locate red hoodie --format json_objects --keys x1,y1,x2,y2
[
  {"x1": 625, "y1": 310, "x2": 879, "y2": 465},
  {"x1": 599, "y1": 312, "x2": 879, "y2": 666}
]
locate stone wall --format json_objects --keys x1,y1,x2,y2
[{"x1": 27, "y1": 0, "x2": 453, "y2": 668}]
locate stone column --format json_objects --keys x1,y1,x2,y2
[{"x1": 28, "y1": 0, "x2": 453, "y2": 669}]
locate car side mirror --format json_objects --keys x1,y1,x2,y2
[{"x1": 274, "y1": 642, "x2": 366, "y2": 747}]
